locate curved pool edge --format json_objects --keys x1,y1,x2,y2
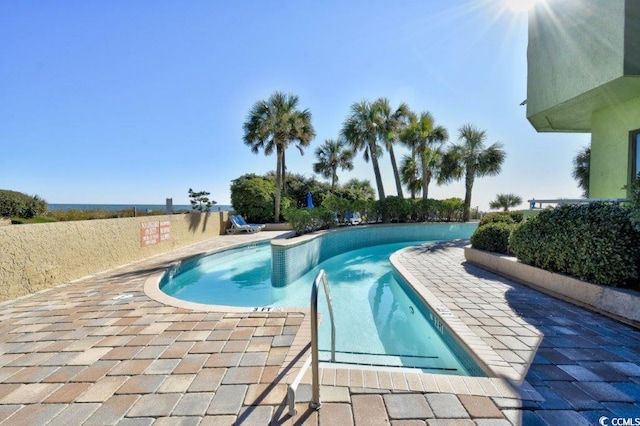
[
  {"x1": 271, "y1": 223, "x2": 478, "y2": 287},
  {"x1": 390, "y1": 246, "x2": 524, "y2": 384},
  {"x1": 143, "y1": 239, "x2": 307, "y2": 315},
  {"x1": 144, "y1": 270, "x2": 309, "y2": 316}
]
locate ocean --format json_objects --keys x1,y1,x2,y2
[{"x1": 48, "y1": 203, "x2": 234, "y2": 213}]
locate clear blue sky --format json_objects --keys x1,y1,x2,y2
[{"x1": 0, "y1": 0, "x2": 588, "y2": 209}]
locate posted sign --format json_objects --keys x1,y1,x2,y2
[{"x1": 140, "y1": 220, "x2": 171, "y2": 247}]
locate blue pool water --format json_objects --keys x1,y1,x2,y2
[{"x1": 161, "y1": 239, "x2": 484, "y2": 376}]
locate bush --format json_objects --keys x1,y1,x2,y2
[
  {"x1": 628, "y1": 174, "x2": 640, "y2": 232},
  {"x1": 283, "y1": 207, "x2": 334, "y2": 235},
  {"x1": 471, "y1": 222, "x2": 514, "y2": 254},
  {"x1": 321, "y1": 194, "x2": 351, "y2": 223},
  {"x1": 509, "y1": 211, "x2": 524, "y2": 224},
  {"x1": 509, "y1": 202, "x2": 640, "y2": 287},
  {"x1": 437, "y1": 198, "x2": 464, "y2": 222},
  {"x1": 479, "y1": 211, "x2": 523, "y2": 227},
  {"x1": 230, "y1": 174, "x2": 276, "y2": 223},
  {"x1": 0, "y1": 190, "x2": 48, "y2": 219},
  {"x1": 382, "y1": 196, "x2": 410, "y2": 222}
]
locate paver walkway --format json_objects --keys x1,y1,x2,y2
[
  {"x1": 394, "y1": 241, "x2": 640, "y2": 425},
  {"x1": 0, "y1": 234, "x2": 639, "y2": 425}
]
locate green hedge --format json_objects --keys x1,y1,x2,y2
[
  {"x1": 282, "y1": 207, "x2": 334, "y2": 235},
  {"x1": 381, "y1": 196, "x2": 411, "y2": 222},
  {"x1": 470, "y1": 222, "x2": 514, "y2": 254},
  {"x1": 628, "y1": 174, "x2": 640, "y2": 232},
  {"x1": 509, "y1": 202, "x2": 640, "y2": 287},
  {"x1": 479, "y1": 211, "x2": 522, "y2": 226}
]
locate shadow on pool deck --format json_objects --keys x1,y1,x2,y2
[
  {"x1": 459, "y1": 258, "x2": 640, "y2": 424},
  {"x1": 0, "y1": 232, "x2": 639, "y2": 424}
]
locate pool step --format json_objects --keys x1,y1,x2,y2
[{"x1": 318, "y1": 350, "x2": 459, "y2": 372}]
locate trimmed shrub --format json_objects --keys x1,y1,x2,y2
[
  {"x1": 321, "y1": 194, "x2": 351, "y2": 223},
  {"x1": 411, "y1": 198, "x2": 438, "y2": 222},
  {"x1": 437, "y1": 198, "x2": 464, "y2": 222},
  {"x1": 470, "y1": 222, "x2": 514, "y2": 254},
  {"x1": 509, "y1": 202, "x2": 640, "y2": 287},
  {"x1": 479, "y1": 211, "x2": 523, "y2": 227},
  {"x1": 382, "y1": 196, "x2": 411, "y2": 222},
  {"x1": 509, "y1": 211, "x2": 524, "y2": 224},
  {"x1": 628, "y1": 174, "x2": 640, "y2": 232},
  {"x1": 283, "y1": 207, "x2": 334, "y2": 235}
]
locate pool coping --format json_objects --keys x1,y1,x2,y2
[
  {"x1": 142, "y1": 232, "x2": 532, "y2": 400},
  {"x1": 390, "y1": 249, "x2": 524, "y2": 383}
]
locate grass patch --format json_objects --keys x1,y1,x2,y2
[
  {"x1": 11, "y1": 216, "x2": 58, "y2": 224},
  {"x1": 8, "y1": 208, "x2": 172, "y2": 224}
]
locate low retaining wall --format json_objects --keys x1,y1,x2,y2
[
  {"x1": 464, "y1": 247, "x2": 640, "y2": 329},
  {"x1": 0, "y1": 212, "x2": 229, "y2": 302}
]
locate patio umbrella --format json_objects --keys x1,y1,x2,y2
[{"x1": 306, "y1": 192, "x2": 314, "y2": 208}]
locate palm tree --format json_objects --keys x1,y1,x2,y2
[
  {"x1": 342, "y1": 178, "x2": 376, "y2": 201},
  {"x1": 439, "y1": 124, "x2": 506, "y2": 222},
  {"x1": 400, "y1": 155, "x2": 422, "y2": 199},
  {"x1": 375, "y1": 98, "x2": 410, "y2": 198},
  {"x1": 400, "y1": 111, "x2": 448, "y2": 200},
  {"x1": 489, "y1": 193, "x2": 523, "y2": 211},
  {"x1": 313, "y1": 138, "x2": 355, "y2": 191},
  {"x1": 243, "y1": 91, "x2": 315, "y2": 222},
  {"x1": 572, "y1": 146, "x2": 590, "y2": 197},
  {"x1": 341, "y1": 100, "x2": 386, "y2": 201}
]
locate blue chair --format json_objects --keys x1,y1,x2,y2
[{"x1": 226, "y1": 215, "x2": 265, "y2": 234}]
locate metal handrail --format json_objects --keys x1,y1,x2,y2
[{"x1": 310, "y1": 269, "x2": 335, "y2": 410}]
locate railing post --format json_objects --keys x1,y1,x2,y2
[
  {"x1": 310, "y1": 275, "x2": 321, "y2": 410},
  {"x1": 310, "y1": 269, "x2": 335, "y2": 411}
]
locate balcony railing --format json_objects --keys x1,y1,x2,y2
[{"x1": 527, "y1": 198, "x2": 627, "y2": 210}]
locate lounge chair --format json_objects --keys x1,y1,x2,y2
[
  {"x1": 349, "y1": 212, "x2": 362, "y2": 225},
  {"x1": 226, "y1": 215, "x2": 265, "y2": 234}
]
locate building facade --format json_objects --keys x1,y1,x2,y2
[{"x1": 527, "y1": 0, "x2": 640, "y2": 197}]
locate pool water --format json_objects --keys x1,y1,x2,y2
[{"x1": 161, "y1": 241, "x2": 484, "y2": 375}]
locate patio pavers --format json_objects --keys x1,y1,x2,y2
[{"x1": 0, "y1": 232, "x2": 638, "y2": 424}]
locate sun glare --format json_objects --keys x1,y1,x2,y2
[{"x1": 504, "y1": 0, "x2": 538, "y2": 13}]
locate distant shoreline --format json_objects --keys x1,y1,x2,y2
[{"x1": 48, "y1": 203, "x2": 234, "y2": 212}]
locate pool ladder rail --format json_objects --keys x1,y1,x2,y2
[{"x1": 287, "y1": 269, "x2": 336, "y2": 417}]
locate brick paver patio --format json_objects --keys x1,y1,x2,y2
[{"x1": 1, "y1": 232, "x2": 639, "y2": 425}]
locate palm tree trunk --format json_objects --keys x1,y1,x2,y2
[
  {"x1": 411, "y1": 145, "x2": 418, "y2": 199},
  {"x1": 463, "y1": 170, "x2": 474, "y2": 222},
  {"x1": 281, "y1": 149, "x2": 286, "y2": 195},
  {"x1": 369, "y1": 144, "x2": 386, "y2": 201},
  {"x1": 331, "y1": 170, "x2": 337, "y2": 192},
  {"x1": 388, "y1": 146, "x2": 404, "y2": 198},
  {"x1": 424, "y1": 172, "x2": 431, "y2": 200},
  {"x1": 420, "y1": 144, "x2": 429, "y2": 200},
  {"x1": 274, "y1": 145, "x2": 283, "y2": 223}
]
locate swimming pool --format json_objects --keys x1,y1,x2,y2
[{"x1": 160, "y1": 224, "x2": 483, "y2": 375}]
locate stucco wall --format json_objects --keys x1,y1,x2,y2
[
  {"x1": 527, "y1": 0, "x2": 625, "y2": 119},
  {"x1": 0, "y1": 211, "x2": 228, "y2": 302},
  {"x1": 590, "y1": 96, "x2": 640, "y2": 197}
]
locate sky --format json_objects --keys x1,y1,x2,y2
[{"x1": 0, "y1": 0, "x2": 589, "y2": 210}]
